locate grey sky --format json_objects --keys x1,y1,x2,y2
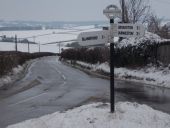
[{"x1": 0, "y1": 0, "x2": 169, "y2": 21}]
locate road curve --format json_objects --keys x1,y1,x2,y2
[
  {"x1": 0, "y1": 56, "x2": 110, "y2": 128},
  {"x1": 0, "y1": 56, "x2": 170, "y2": 128}
]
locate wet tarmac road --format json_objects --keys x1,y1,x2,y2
[{"x1": 0, "y1": 56, "x2": 170, "y2": 128}]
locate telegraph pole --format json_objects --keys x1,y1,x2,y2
[
  {"x1": 122, "y1": 0, "x2": 125, "y2": 23},
  {"x1": 15, "y1": 35, "x2": 18, "y2": 52},
  {"x1": 39, "y1": 43, "x2": 41, "y2": 53},
  {"x1": 119, "y1": 0, "x2": 126, "y2": 42},
  {"x1": 28, "y1": 42, "x2": 30, "y2": 53},
  {"x1": 59, "y1": 42, "x2": 61, "y2": 54}
]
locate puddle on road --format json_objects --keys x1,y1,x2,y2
[{"x1": 115, "y1": 80, "x2": 170, "y2": 104}]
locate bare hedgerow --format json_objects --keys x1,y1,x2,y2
[{"x1": 0, "y1": 51, "x2": 55, "y2": 77}]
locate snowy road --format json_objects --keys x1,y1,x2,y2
[{"x1": 0, "y1": 56, "x2": 170, "y2": 128}]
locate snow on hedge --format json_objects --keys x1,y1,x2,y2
[
  {"x1": 117, "y1": 32, "x2": 170, "y2": 48},
  {"x1": 76, "y1": 61, "x2": 170, "y2": 88},
  {"x1": 7, "y1": 102, "x2": 170, "y2": 128}
]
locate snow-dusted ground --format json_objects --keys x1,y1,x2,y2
[
  {"x1": 76, "y1": 61, "x2": 170, "y2": 88},
  {"x1": 0, "y1": 25, "x2": 99, "y2": 53},
  {"x1": 7, "y1": 102, "x2": 170, "y2": 128}
]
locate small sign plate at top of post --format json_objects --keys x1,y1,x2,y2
[{"x1": 103, "y1": 5, "x2": 122, "y2": 19}]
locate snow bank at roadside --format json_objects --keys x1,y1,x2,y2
[
  {"x1": 0, "y1": 65, "x2": 24, "y2": 88},
  {"x1": 114, "y1": 66, "x2": 170, "y2": 88},
  {"x1": 77, "y1": 61, "x2": 110, "y2": 73},
  {"x1": 7, "y1": 102, "x2": 170, "y2": 128},
  {"x1": 76, "y1": 61, "x2": 170, "y2": 88}
]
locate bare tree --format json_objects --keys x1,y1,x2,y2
[
  {"x1": 120, "y1": 0, "x2": 151, "y2": 23},
  {"x1": 161, "y1": 25, "x2": 169, "y2": 39},
  {"x1": 148, "y1": 14, "x2": 170, "y2": 39},
  {"x1": 147, "y1": 14, "x2": 162, "y2": 34}
]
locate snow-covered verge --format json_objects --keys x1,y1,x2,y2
[
  {"x1": 76, "y1": 61, "x2": 170, "y2": 88},
  {"x1": 0, "y1": 59, "x2": 34, "y2": 88},
  {"x1": 7, "y1": 102, "x2": 170, "y2": 128},
  {"x1": 114, "y1": 66, "x2": 170, "y2": 88},
  {"x1": 0, "y1": 65, "x2": 24, "y2": 88}
]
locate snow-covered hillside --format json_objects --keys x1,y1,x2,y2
[
  {"x1": 7, "y1": 102, "x2": 170, "y2": 128},
  {"x1": 0, "y1": 26, "x2": 99, "y2": 53}
]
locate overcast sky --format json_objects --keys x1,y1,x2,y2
[{"x1": 0, "y1": 0, "x2": 169, "y2": 21}]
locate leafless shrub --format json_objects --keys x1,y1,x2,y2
[{"x1": 120, "y1": 0, "x2": 151, "y2": 23}]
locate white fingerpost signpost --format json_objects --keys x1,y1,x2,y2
[
  {"x1": 77, "y1": 4, "x2": 145, "y2": 113},
  {"x1": 103, "y1": 4, "x2": 122, "y2": 113},
  {"x1": 103, "y1": 4, "x2": 145, "y2": 113}
]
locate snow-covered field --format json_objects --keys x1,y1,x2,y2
[
  {"x1": 76, "y1": 61, "x2": 170, "y2": 88},
  {"x1": 7, "y1": 102, "x2": 170, "y2": 128},
  {"x1": 0, "y1": 42, "x2": 66, "y2": 53},
  {"x1": 0, "y1": 25, "x2": 99, "y2": 53}
]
